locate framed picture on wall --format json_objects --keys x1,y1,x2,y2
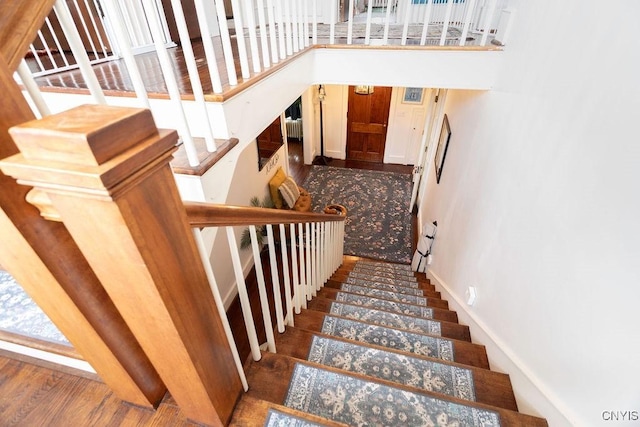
[
  {"x1": 435, "y1": 114, "x2": 451, "y2": 184},
  {"x1": 402, "y1": 87, "x2": 424, "y2": 104}
]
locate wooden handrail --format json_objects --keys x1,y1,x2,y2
[{"x1": 184, "y1": 202, "x2": 347, "y2": 228}]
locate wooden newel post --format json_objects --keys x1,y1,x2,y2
[{"x1": 0, "y1": 105, "x2": 243, "y2": 426}]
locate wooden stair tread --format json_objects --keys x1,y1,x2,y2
[
  {"x1": 308, "y1": 294, "x2": 459, "y2": 323},
  {"x1": 231, "y1": 394, "x2": 348, "y2": 426},
  {"x1": 291, "y1": 309, "x2": 489, "y2": 369},
  {"x1": 245, "y1": 352, "x2": 547, "y2": 427},
  {"x1": 303, "y1": 298, "x2": 471, "y2": 341},
  {"x1": 275, "y1": 326, "x2": 518, "y2": 410}
]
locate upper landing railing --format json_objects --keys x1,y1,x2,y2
[{"x1": 16, "y1": 0, "x2": 511, "y2": 168}]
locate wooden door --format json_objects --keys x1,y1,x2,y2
[
  {"x1": 346, "y1": 86, "x2": 392, "y2": 163},
  {"x1": 257, "y1": 116, "x2": 283, "y2": 169}
]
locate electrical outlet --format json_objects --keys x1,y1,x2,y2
[{"x1": 465, "y1": 287, "x2": 477, "y2": 306}]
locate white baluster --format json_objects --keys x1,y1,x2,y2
[
  {"x1": 290, "y1": 223, "x2": 301, "y2": 314},
  {"x1": 274, "y1": 0, "x2": 287, "y2": 59},
  {"x1": 231, "y1": 0, "x2": 251, "y2": 78},
  {"x1": 459, "y1": 0, "x2": 477, "y2": 46},
  {"x1": 17, "y1": 60, "x2": 51, "y2": 118},
  {"x1": 28, "y1": 45, "x2": 46, "y2": 73},
  {"x1": 249, "y1": 226, "x2": 276, "y2": 352},
  {"x1": 170, "y1": 0, "x2": 217, "y2": 152},
  {"x1": 194, "y1": 0, "x2": 224, "y2": 93},
  {"x1": 480, "y1": 0, "x2": 498, "y2": 46},
  {"x1": 303, "y1": 0, "x2": 309, "y2": 47},
  {"x1": 36, "y1": 30, "x2": 59, "y2": 69},
  {"x1": 141, "y1": 0, "x2": 199, "y2": 166},
  {"x1": 440, "y1": 0, "x2": 455, "y2": 46},
  {"x1": 420, "y1": 0, "x2": 434, "y2": 46},
  {"x1": 82, "y1": 0, "x2": 109, "y2": 56},
  {"x1": 226, "y1": 227, "x2": 262, "y2": 361},
  {"x1": 193, "y1": 229, "x2": 248, "y2": 391},
  {"x1": 279, "y1": 224, "x2": 294, "y2": 325},
  {"x1": 266, "y1": 225, "x2": 285, "y2": 333},
  {"x1": 53, "y1": 0, "x2": 106, "y2": 104},
  {"x1": 382, "y1": 0, "x2": 393, "y2": 44},
  {"x1": 298, "y1": 223, "x2": 307, "y2": 308},
  {"x1": 401, "y1": 0, "x2": 412, "y2": 45},
  {"x1": 266, "y1": 0, "x2": 279, "y2": 63},
  {"x1": 329, "y1": 0, "x2": 336, "y2": 44},
  {"x1": 347, "y1": 0, "x2": 354, "y2": 45},
  {"x1": 44, "y1": 17, "x2": 70, "y2": 67},
  {"x1": 305, "y1": 222, "x2": 312, "y2": 300},
  {"x1": 310, "y1": 222, "x2": 317, "y2": 296},
  {"x1": 365, "y1": 0, "x2": 373, "y2": 45},
  {"x1": 256, "y1": 0, "x2": 271, "y2": 68},
  {"x1": 312, "y1": 0, "x2": 317, "y2": 45},
  {"x1": 71, "y1": 0, "x2": 100, "y2": 59},
  {"x1": 283, "y1": 0, "x2": 293, "y2": 55},
  {"x1": 214, "y1": 0, "x2": 239, "y2": 86},
  {"x1": 244, "y1": 0, "x2": 262, "y2": 72},
  {"x1": 291, "y1": 0, "x2": 299, "y2": 52}
]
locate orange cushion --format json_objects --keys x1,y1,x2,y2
[{"x1": 268, "y1": 167, "x2": 287, "y2": 209}]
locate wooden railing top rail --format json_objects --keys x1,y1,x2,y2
[{"x1": 184, "y1": 202, "x2": 346, "y2": 228}]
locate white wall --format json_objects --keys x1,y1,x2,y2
[{"x1": 419, "y1": 1, "x2": 640, "y2": 426}]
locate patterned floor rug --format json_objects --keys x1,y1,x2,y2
[
  {"x1": 321, "y1": 315, "x2": 453, "y2": 361},
  {"x1": 0, "y1": 270, "x2": 69, "y2": 345},
  {"x1": 335, "y1": 292, "x2": 434, "y2": 318},
  {"x1": 285, "y1": 363, "x2": 500, "y2": 426},
  {"x1": 303, "y1": 166, "x2": 413, "y2": 263},
  {"x1": 307, "y1": 335, "x2": 475, "y2": 401}
]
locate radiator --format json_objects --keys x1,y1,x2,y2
[
  {"x1": 369, "y1": 0, "x2": 394, "y2": 7},
  {"x1": 286, "y1": 118, "x2": 303, "y2": 140}
]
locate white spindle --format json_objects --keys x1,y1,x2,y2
[
  {"x1": 303, "y1": 0, "x2": 309, "y2": 47},
  {"x1": 53, "y1": 0, "x2": 107, "y2": 104},
  {"x1": 290, "y1": 223, "x2": 301, "y2": 314},
  {"x1": 231, "y1": 0, "x2": 251, "y2": 79},
  {"x1": 193, "y1": 229, "x2": 249, "y2": 391},
  {"x1": 312, "y1": 0, "x2": 317, "y2": 45},
  {"x1": 249, "y1": 226, "x2": 276, "y2": 352},
  {"x1": 266, "y1": 0, "x2": 279, "y2": 63},
  {"x1": 169, "y1": 0, "x2": 217, "y2": 152},
  {"x1": 329, "y1": 0, "x2": 336, "y2": 44},
  {"x1": 383, "y1": 0, "x2": 393, "y2": 44},
  {"x1": 17, "y1": 60, "x2": 51, "y2": 118},
  {"x1": 28, "y1": 45, "x2": 46, "y2": 73},
  {"x1": 141, "y1": 0, "x2": 199, "y2": 166},
  {"x1": 439, "y1": 0, "x2": 454, "y2": 46},
  {"x1": 45, "y1": 17, "x2": 70, "y2": 67},
  {"x1": 284, "y1": 0, "x2": 293, "y2": 55},
  {"x1": 194, "y1": 0, "x2": 224, "y2": 93},
  {"x1": 274, "y1": 0, "x2": 287, "y2": 59},
  {"x1": 82, "y1": 0, "x2": 109, "y2": 56},
  {"x1": 310, "y1": 222, "x2": 317, "y2": 295},
  {"x1": 319, "y1": 222, "x2": 325, "y2": 285},
  {"x1": 256, "y1": 0, "x2": 271, "y2": 68},
  {"x1": 244, "y1": 0, "x2": 262, "y2": 72},
  {"x1": 36, "y1": 30, "x2": 59, "y2": 69},
  {"x1": 305, "y1": 222, "x2": 312, "y2": 301},
  {"x1": 100, "y1": 0, "x2": 151, "y2": 109},
  {"x1": 420, "y1": 0, "x2": 434, "y2": 46},
  {"x1": 214, "y1": 0, "x2": 239, "y2": 86},
  {"x1": 347, "y1": 0, "x2": 354, "y2": 44},
  {"x1": 226, "y1": 226, "x2": 262, "y2": 361},
  {"x1": 279, "y1": 224, "x2": 294, "y2": 325},
  {"x1": 291, "y1": 0, "x2": 299, "y2": 52},
  {"x1": 401, "y1": 0, "x2": 412, "y2": 45},
  {"x1": 459, "y1": 0, "x2": 477, "y2": 46},
  {"x1": 480, "y1": 0, "x2": 498, "y2": 46},
  {"x1": 365, "y1": 0, "x2": 373, "y2": 45},
  {"x1": 266, "y1": 225, "x2": 285, "y2": 333},
  {"x1": 70, "y1": 0, "x2": 100, "y2": 59},
  {"x1": 297, "y1": 223, "x2": 307, "y2": 308}
]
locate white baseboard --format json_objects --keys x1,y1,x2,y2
[
  {"x1": 428, "y1": 270, "x2": 576, "y2": 427},
  {"x1": 0, "y1": 340, "x2": 95, "y2": 373}
]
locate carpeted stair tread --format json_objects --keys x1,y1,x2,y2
[
  {"x1": 275, "y1": 327, "x2": 518, "y2": 410},
  {"x1": 310, "y1": 292, "x2": 459, "y2": 323},
  {"x1": 264, "y1": 408, "x2": 340, "y2": 427},
  {"x1": 245, "y1": 352, "x2": 547, "y2": 427},
  {"x1": 357, "y1": 260, "x2": 414, "y2": 272},
  {"x1": 351, "y1": 264, "x2": 418, "y2": 278},
  {"x1": 319, "y1": 286, "x2": 449, "y2": 310},
  {"x1": 348, "y1": 271, "x2": 421, "y2": 288},
  {"x1": 326, "y1": 300, "x2": 470, "y2": 341},
  {"x1": 292, "y1": 311, "x2": 489, "y2": 368},
  {"x1": 331, "y1": 272, "x2": 436, "y2": 292},
  {"x1": 340, "y1": 276, "x2": 441, "y2": 298},
  {"x1": 231, "y1": 394, "x2": 348, "y2": 426}
]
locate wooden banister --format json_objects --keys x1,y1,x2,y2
[
  {"x1": 0, "y1": 104, "x2": 243, "y2": 426},
  {"x1": 0, "y1": 0, "x2": 57, "y2": 72},
  {"x1": 184, "y1": 202, "x2": 347, "y2": 228}
]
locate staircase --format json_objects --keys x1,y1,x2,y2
[{"x1": 230, "y1": 258, "x2": 548, "y2": 426}]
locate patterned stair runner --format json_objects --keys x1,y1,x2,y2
[
  {"x1": 307, "y1": 335, "x2": 476, "y2": 400},
  {"x1": 347, "y1": 271, "x2": 420, "y2": 288},
  {"x1": 264, "y1": 409, "x2": 329, "y2": 427},
  {"x1": 344, "y1": 276, "x2": 424, "y2": 295},
  {"x1": 329, "y1": 301, "x2": 441, "y2": 335},
  {"x1": 284, "y1": 363, "x2": 500, "y2": 426},
  {"x1": 334, "y1": 291, "x2": 434, "y2": 318},
  {"x1": 339, "y1": 283, "x2": 428, "y2": 305},
  {"x1": 320, "y1": 315, "x2": 454, "y2": 361}
]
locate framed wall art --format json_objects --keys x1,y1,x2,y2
[
  {"x1": 402, "y1": 87, "x2": 424, "y2": 104},
  {"x1": 434, "y1": 114, "x2": 451, "y2": 184}
]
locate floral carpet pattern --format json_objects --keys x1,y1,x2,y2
[
  {"x1": 344, "y1": 277, "x2": 424, "y2": 296},
  {"x1": 320, "y1": 315, "x2": 454, "y2": 361},
  {"x1": 264, "y1": 409, "x2": 326, "y2": 427},
  {"x1": 329, "y1": 301, "x2": 441, "y2": 336},
  {"x1": 352, "y1": 264, "x2": 416, "y2": 278},
  {"x1": 335, "y1": 292, "x2": 434, "y2": 318},
  {"x1": 0, "y1": 270, "x2": 69, "y2": 345},
  {"x1": 348, "y1": 272, "x2": 419, "y2": 288},
  {"x1": 307, "y1": 336, "x2": 476, "y2": 401},
  {"x1": 340, "y1": 283, "x2": 427, "y2": 305},
  {"x1": 302, "y1": 166, "x2": 413, "y2": 263},
  {"x1": 285, "y1": 363, "x2": 500, "y2": 427}
]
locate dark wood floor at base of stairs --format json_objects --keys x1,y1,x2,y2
[{"x1": 245, "y1": 352, "x2": 547, "y2": 427}]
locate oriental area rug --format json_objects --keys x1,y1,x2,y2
[{"x1": 302, "y1": 166, "x2": 413, "y2": 264}]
